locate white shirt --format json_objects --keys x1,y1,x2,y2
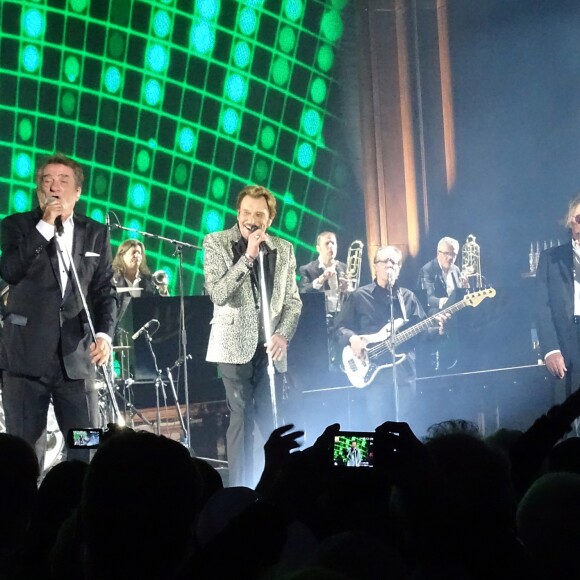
[
  {"x1": 37, "y1": 214, "x2": 74, "y2": 296},
  {"x1": 313, "y1": 257, "x2": 340, "y2": 313},
  {"x1": 36, "y1": 214, "x2": 112, "y2": 346},
  {"x1": 438, "y1": 266, "x2": 455, "y2": 310}
]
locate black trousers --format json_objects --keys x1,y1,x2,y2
[
  {"x1": 2, "y1": 348, "x2": 98, "y2": 471},
  {"x1": 218, "y1": 347, "x2": 277, "y2": 488}
]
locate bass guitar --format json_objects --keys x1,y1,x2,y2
[{"x1": 341, "y1": 288, "x2": 496, "y2": 388}]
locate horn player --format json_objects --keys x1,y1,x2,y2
[{"x1": 298, "y1": 231, "x2": 350, "y2": 319}]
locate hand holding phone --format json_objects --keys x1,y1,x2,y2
[{"x1": 332, "y1": 431, "x2": 374, "y2": 468}]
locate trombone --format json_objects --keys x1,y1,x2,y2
[
  {"x1": 461, "y1": 235, "x2": 482, "y2": 289},
  {"x1": 337, "y1": 240, "x2": 364, "y2": 311}
]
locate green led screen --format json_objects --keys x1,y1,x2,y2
[{"x1": 0, "y1": 0, "x2": 353, "y2": 294}]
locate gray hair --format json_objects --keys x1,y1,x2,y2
[{"x1": 437, "y1": 237, "x2": 460, "y2": 254}]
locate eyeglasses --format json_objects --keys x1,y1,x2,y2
[
  {"x1": 438, "y1": 250, "x2": 457, "y2": 258},
  {"x1": 374, "y1": 258, "x2": 400, "y2": 266},
  {"x1": 574, "y1": 214, "x2": 580, "y2": 224}
]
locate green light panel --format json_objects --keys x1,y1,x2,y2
[{"x1": 0, "y1": 0, "x2": 351, "y2": 294}]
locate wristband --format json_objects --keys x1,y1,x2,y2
[{"x1": 242, "y1": 253, "x2": 255, "y2": 268}]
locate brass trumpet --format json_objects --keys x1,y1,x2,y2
[{"x1": 152, "y1": 269, "x2": 170, "y2": 296}]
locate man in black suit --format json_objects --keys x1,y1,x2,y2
[
  {"x1": 417, "y1": 237, "x2": 466, "y2": 316},
  {"x1": 299, "y1": 232, "x2": 351, "y2": 368},
  {"x1": 0, "y1": 153, "x2": 116, "y2": 467},
  {"x1": 299, "y1": 232, "x2": 349, "y2": 316},
  {"x1": 416, "y1": 236, "x2": 467, "y2": 372},
  {"x1": 536, "y1": 194, "x2": 580, "y2": 407}
]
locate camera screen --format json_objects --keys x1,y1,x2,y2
[
  {"x1": 68, "y1": 428, "x2": 101, "y2": 449},
  {"x1": 333, "y1": 431, "x2": 374, "y2": 468}
]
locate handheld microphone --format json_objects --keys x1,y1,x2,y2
[
  {"x1": 131, "y1": 319, "x2": 159, "y2": 341},
  {"x1": 46, "y1": 196, "x2": 64, "y2": 236},
  {"x1": 54, "y1": 216, "x2": 64, "y2": 236},
  {"x1": 248, "y1": 224, "x2": 266, "y2": 251}
]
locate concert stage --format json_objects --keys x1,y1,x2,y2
[{"x1": 123, "y1": 289, "x2": 555, "y2": 459}]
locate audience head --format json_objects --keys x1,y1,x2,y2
[
  {"x1": 0, "y1": 433, "x2": 39, "y2": 543},
  {"x1": 517, "y1": 471, "x2": 580, "y2": 578},
  {"x1": 81, "y1": 430, "x2": 202, "y2": 579},
  {"x1": 547, "y1": 436, "x2": 580, "y2": 474}
]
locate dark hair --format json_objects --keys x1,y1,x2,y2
[
  {"x1": 35, "y1": 153, "x2": 84, "y2": 189},
  {"x1": 316, "y1": 231, "x2": 336, "y2": 246}
]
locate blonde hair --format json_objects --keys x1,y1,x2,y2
[{"x1": 112, "y1": 240, "x2": 151, "y2": 276}]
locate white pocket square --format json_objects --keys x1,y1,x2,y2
[{"x1": 85, "y1": 251, "x2": 100, "y2": 257}]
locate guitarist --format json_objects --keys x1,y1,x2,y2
[{"x1": 335, "y1": 246, "x2": 446, "y2": 433}]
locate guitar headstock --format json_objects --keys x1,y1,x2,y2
[{"x1": 463, "y1": 287, "x2": 496, "y2": 307}]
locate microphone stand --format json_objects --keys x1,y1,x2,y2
[
  {"x1": 257, "y1": 246, "x2": 279, "y2": 430},
  {"x1": 166, "y1": 354, "x2": 192, "y2": 443},
  {"x1": 388, "y1": 279, "x2": 399, "y2": 422},
  {"x1": 107, "y1": 213, "x2": 200, "y2": 453},
  {"x1": 55, "y1": 229, "x2": 123, "y2": 426},
  {"x1": 142, "y1": 327, "x2": 167, "y2": 436}
]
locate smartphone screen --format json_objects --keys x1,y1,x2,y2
[
  {"x1": 332, "y1": 431, "x2": 374, "y2": 468},
  {"x1": 67, "y1": 428, "x2": 102, "y2": 449}
]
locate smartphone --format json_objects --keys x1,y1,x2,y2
[
  {"x1": 332, "y1": 431, "x2": 374, "y2": 468},
  {"x1": 67, "y1": 428, "x2": 102, "y2": 449}
]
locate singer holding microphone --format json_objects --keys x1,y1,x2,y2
[
  {"x1": 203, "y1": 184, "x2": 302, "y2": 488},
  {"x1": 0, "y1": 153, "x2": 116, "y2": 469},
  {"x1": 335, "y1": 245, "x2": 446, "y2": 435}
]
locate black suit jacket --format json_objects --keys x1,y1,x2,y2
[
  {"x1": 0, "y1": 208, "x2": 116, "y2": 379},
  {"x1": 417, "y1": 257, "x2": 463, "y2": 315},
  {"x1": 299, "y1": 259, "x2": 347, "y2": 293},
  {"x1": 536, "y1": 243, "x2": 580, "y2": 365}
]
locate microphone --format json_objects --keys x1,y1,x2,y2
[
  {"x1": 54, "y1": 216, "x2": 64, "y2": 236},
  {"x1": 248, "y1": 224, "x2": 266, "y2": 251},
  {"x1": 105, "y1": 212, "x2": 111, "y2": 230},
  {"x1": 387, "y1": 269, "x2": 396, "y2": 287},
  {"x1": 46, "y1": 196, "x2": 64, "y2": 236},
  {"x1": 132, "y1": 319, "x2": 159, "y2": 341}
]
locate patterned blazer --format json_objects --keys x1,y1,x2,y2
[{"x1": 203, "y1": 225, "x2": 302, "y2": 372}]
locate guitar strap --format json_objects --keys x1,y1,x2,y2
[{"x1": 396, "y1": 288, "x2": 408, "y2": 322}]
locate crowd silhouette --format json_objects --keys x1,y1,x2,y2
[{"x1": 2, "y1": 385, "x2": 580, "y2": 579}]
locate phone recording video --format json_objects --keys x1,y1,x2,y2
[
  {"x1": 332, "y1": 431, "x2": 374, "y2": 468},
  {"x1": 67, "y1": 428, "x2": 102, "y2": 449}
]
